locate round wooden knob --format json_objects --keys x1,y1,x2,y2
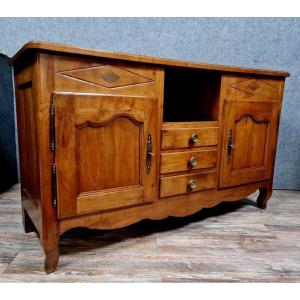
[
  {"x1": 188, "y1": 179, "x2": 196, "y2": 190},
  {"x1": 190, "y1": 133, "x2": 199, "y2": 143},
  {"x1": 189, "y1": 157, "x2": 198, "y2": 168}
]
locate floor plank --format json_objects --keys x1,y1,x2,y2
[{"x1": 0, "y1": 184, "x2": 299, "y2": 282}]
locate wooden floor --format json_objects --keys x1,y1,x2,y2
[{"x1": 0, "y1": 184, "x2": 300, "y2": 282}]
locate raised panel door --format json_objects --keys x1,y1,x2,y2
[
  {"x1": 220, "y1": 100, "x2": 279, "y2": 187},
  {"x1": 54, "y1": 93, "x2": 158, "y2": 218}
]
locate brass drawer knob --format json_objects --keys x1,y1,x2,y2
[
  {"x1": 188, "y1": 179, "x2": 196, "y2": 190},
  {"x1": 190, "y1": 133, "x2": 199, "y2": 143},
  {"x1": 189, "y1": 156, "x2": 198, "y2": 168}
]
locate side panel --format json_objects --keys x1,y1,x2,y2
[{"x1": 14, "y1": 56, "x2": 42, "y2": 232}]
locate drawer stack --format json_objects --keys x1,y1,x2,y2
[{"x1": 159, "y1": 122, "x2": 219, "y2": 198}]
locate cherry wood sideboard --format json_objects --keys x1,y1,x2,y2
[{"x1": 11, "y1": 41, "x2": 289, "y2": 273}]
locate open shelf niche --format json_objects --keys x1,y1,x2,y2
[{"x1": 163, "y1": 67, "x2": 221, "y2": 122}]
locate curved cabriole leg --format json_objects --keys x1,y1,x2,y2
[
  {"x1": 43, "y1": 239, "x2": 60, "y2": 274},
  {"x1": 22, "y1": 208, "x2": 36, "y2": 233},
  {"x1": 257, "y1": 186, "x2": 273, "y2": 209}
]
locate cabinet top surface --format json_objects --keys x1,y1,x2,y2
[{"x1": 11, "y1": 40, "x2": 289, "y2": 77}]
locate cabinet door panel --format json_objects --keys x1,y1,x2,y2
[
  {"x1": 76, "y1": 117, "x2": 141, "y2": 193},
  {"x1": 232, "y1": 115, "x2": 268, "y2": 170},
  {"x1": 54, "y1": 94, "x2": 157, "y2": 218},
  {"x1": 220, "y1": 100, "x2": 279, "y2": 187}
]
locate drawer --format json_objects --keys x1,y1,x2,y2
[
  {"x1": 222, "y1": 75, "x2": 283, "y2": 102},
  {"x1": 54, "y1": 56, "x2": 157, "y2": 97},
  {"x1": 160, "y1": 170, "x2": 217, "y2": 198},
  {"x1": 161, "y1": 127, "x2": 219, "y2": 150},
  {"x1": 160, "y1": 149, "x2": 217, "y2": 174}
]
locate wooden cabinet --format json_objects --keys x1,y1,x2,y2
[{"x1": 12, "y1": 41, "x2": 289, "y2": 273}]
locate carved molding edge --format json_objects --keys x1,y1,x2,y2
[
  {"x1": 235, "y1": 113, "x2": 270, "y2": 124},
  {"x1": 59, "y1": 183, "x2": 269, "y2": 235},
  {"x1": 75, "y1": 113, "x2": 144, "y2": 129}
]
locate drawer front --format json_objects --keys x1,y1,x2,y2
[
  {"x1": 160, "y1": 149, "x2": 217, "y2": 174},
  {"x1": 221, "y1": 74, "x2": 284, "y2": 102},
  {"x1": 160, "y1": 171, "x2": 217, "y2": 198},
  {"x1": 54, "y1": 56, "x2": 157, "y2": 97},
  {"x1": 161, "y1": 127, "x2": 219, "y2": 150}
]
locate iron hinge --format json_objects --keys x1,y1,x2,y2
[
  {"x1": 51, "y1": 163, "x2": 57, "y2": 208},
  {"x1": 50, "y1": 102, "x2": 56, "y2": 152}
]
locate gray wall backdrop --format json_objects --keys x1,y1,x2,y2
[{"x1": 0, "y1": 18, "x2": 299, "y2": 190}]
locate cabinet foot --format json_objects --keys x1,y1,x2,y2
[
  {"x1": 257, "y1": 187, "x2": 273, "y2": 209},
  {"x1": 44, "y1": 247, "x2": 59, "y2": 274},
  {"x1": 22, "y1": 208, "x2": 36, "y2": 233}
]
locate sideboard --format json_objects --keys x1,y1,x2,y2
[{"x1": 11, "y1": 41, "x2": 289, "y2": 273}]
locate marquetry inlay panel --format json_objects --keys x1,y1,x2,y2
[
  {"x1": 229, "y1": 79, "x2": 278, "y2": 96},
  {"x1": 58, "y1": 65, "x2": 153, "y2": 88},
  {"x1": 223, "y1": 75, "x2": 283, "y2": 101},
  {"x1": 54, "y1": 56, "x2": 157, "y2": 96}
]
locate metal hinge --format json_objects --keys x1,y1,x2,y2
[
  {"x1": 50, "y1": 102, "x2": 56, "y2": 152},
  {"x1": 51, "y1": 163, "x2": 57, "y2": 208}
]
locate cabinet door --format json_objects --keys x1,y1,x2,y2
[
  {"x1": 220, "y1": 100, "x2": 279, "y2": 187},
  {"x1": 54, "y1": 94, "x2": 158, "y2": 218}
]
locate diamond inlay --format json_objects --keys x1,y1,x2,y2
[
  {"x1": 100, "y1": 71, "x2": 120, "y2": 83},
  {"x1": 230, "y1": 79, "x2": 277, "y2": 96},
  {"x1": 58, "y1": 65, "x2": 153, "y2": 88},
  {"x1": 247, "y1": 81, "x2": 260, "y2": 92}
]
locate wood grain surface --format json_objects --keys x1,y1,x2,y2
[
  {"x1": 0, "y1": 184, "x2": 299, "y2": 282},
  {"x1": 11, "y1": 41, "x2": 289, "y2": 77}
]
